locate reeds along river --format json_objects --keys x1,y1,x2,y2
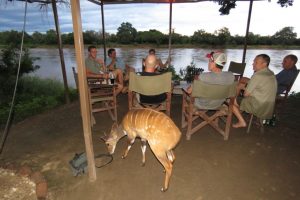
[{"x1": 28, "y1": 47, "x2": 300, "y2": 92}]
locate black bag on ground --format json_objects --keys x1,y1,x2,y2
[{"x1": 69, "y1": 152, "x2": 88, "y2": 176}]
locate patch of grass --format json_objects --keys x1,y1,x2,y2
[{"x1": 0, "y1": 76, "x2": 78, "y2": 125}]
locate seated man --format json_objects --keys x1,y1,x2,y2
[
  {"x1": 139, "y1": 54, "x2": 167, "y2": 104},
  {"x1": 233, "y1": 54, "x2": 277, "y2": 128},
  {"x1": 106, "y1": 48, "x2": 135, "y2": 93},
  {"x1": 238, "y1": 54, "x2": 298, "y2": 96},
  {"x1": 187, "y1": 51, "x2": 235, "y2": 110},
  {"x1": 143, "y1": 49, "x2": 170, "y2": 71},
  {"x1": 85, "y1": 46, "x2": 123, "y2": 95},
  {"x1": 276, "y1": 54, "x2": 298, "y2": 94}
]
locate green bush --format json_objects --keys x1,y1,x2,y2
[{"x1": 0, "y1": 76, "x2": 78, "y2": 125}]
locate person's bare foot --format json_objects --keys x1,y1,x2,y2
[{"x1": 233, "y1": 122, "x2": 247, "y2": 128}]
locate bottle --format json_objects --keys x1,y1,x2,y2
[
  {"x1": 270, "y1": 114, "x2": 276, "y2": 127},
  {"x1": 109, "y1": 72, "x2": 115, "y2": 85}
]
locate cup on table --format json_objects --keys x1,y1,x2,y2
[{"x1": 109, "y1": 72, "x2": 115, "y2": 85}]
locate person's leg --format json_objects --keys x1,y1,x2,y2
[
  {"x1": 115, "y1": 83, "x2": 123, "y2": 95},
  {"x1": 232, "y1": 99, "x2": 247, "y2": 128},
  {"x1": 113, "y1": 69, "x2": 123, "y2": 85}
]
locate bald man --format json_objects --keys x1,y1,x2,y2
[{"x1": 139, "y1": 54, "x2": 167, "y2": 103}]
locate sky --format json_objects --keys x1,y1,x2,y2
[{"x1": 0, "y1": 0, "x2": 299, "y2": 37}]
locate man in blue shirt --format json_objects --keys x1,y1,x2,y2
[
  {"x1": 106, "y1": 48, "x2": 135, "y2": 93},
  {"x1": 276, "y1": 54, "x2": 298, "y2": 94}
]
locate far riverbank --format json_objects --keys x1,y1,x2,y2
[{"x1": 2, "y1": 44, "x2": 300, "y2": 50}]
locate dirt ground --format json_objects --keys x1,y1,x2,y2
[{"x1": 0, "y1": 94, "x2": 300, "y2": 200}]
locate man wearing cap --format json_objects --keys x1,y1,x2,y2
[
  {"x1": 187, "y1": 51, "x2": 235, "y2": 110},
  {"x1": 232, "y1": 54, "x2": 277, "y2": 128}
]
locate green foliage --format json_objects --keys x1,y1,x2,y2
[
  {"x1": 0, "y1": 45, "x2": 40, "y2": 103},
  {"x1": 213, "y1": 0, "x2": 236, "y2": 15},
  {"x1": 180, "y1": 61, "x2": 204, "y2": 83},
  {"x1": 167, "y1": 65, "x2": 182, "y2": 81},
  {"x1": 116, "y1": 22, "x2": 137, "y2": 44},
  {"x1": 1, "y1": 24, "x2": 300, "y2": 46},
  {"x1": 273, "y1": 27, "x2": 297, "y2": 45},
  {"x1": 136, "y1": 29, "x2": 167, "y2": 45},
  {"x1": 0, "y1": 46, "x2": 78, "y2": 125},
  {"x1": 277, "y1": 0, "x2": 294, "y2": 7},
  {"x1": 0, "y1": 76, "x2": 78, "y2": 124}
]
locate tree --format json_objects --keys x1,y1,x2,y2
[
  {"x1": 32, "y1": 31, "x2": 45, "y2": 44},
  {"x1": 0, "y1": 45, "x2": 40, "y2": 103},
  {"x1": 191, "y1": 29, "x2": 215, "y2": 45},
  {"x1": 44, "y1": 29, "x2": 57, "y2": 45},
  {"x1": 215, "y1": 27, "x2": 231, "y2": 45},
  {"x1": 136, "y1": 29, "x2": 166, "y2": 45},
  {"x1": 277, "y1": 0, "x2": 294, "y2": 7},
  {"x1": 272, "y1": 26, "x2": 297, "y2": 45},
  {"x1": 83, "y1": 30, "x2": 99, "y2": 44},
  {"x1": 116, "y1": 22, "x2": 137, "y2": 44}
]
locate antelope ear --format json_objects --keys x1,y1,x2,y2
[
  {"x1": 111, "y1": 122, "x2": 118, "y2": 130},
  {"x1": 101, "y1": 134, "x2": 108, "y2": 142}
]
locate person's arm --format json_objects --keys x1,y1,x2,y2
[
  {"x1": 126, "y1": 64, "x2": 135, "y2": 72},
  {"x1": 106, "y1": 57, "x2": 116, "y2": 71},
  {"x1": 96, "y1": 58, "x2": 106, "y2": 72},
  {"x1": 158, "y1": 58, "x2": 169, "y2": 68},
  {"x1": 86, "y1": 68, "x2": 108, "y2": 79},
  {"x1": 186, "y1": 85, "x2": 192, "y2": 94}
]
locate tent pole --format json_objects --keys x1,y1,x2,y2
[
  {"x1": 70, "y1": 0, "x2": 97, "y2": 182},
  {"x1": 168, "y1": 0, "x2": 173, "y2": 66},
  {"x1": 242, "y1": 0, "x2": 254, "y2": 66},
  {"x1": 51, "y1": 0, "x2": 70, "y2": 104},
  {"x1": 101, "y1": 1, "x2": 107, "y2": 63}
]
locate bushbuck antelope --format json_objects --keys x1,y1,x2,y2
[{"x1": 102, "y1": 108, "x2": 181, "y2": 192}]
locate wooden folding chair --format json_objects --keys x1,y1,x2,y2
[
  {"x1": 246, "y1": 114, "x2": 265, "y2": 134},
  {"x1": 128, "y1": 72, "x2": 172, "y2": 116},
  {"x1": 87, "y1": 78, "x2": 117, "y2": 126},
  {"x1": 73, "y1": 67, "x2": 117, "y2": 126},
  {"x1": 228, "y1": 61, "x2": 246, "y2": 81},
  {"x1": 181, "y1": 80, "x2": 237, "y2": 140}
]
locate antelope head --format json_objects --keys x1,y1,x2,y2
[{"x1": 101, "y1": 123, "x2": 123, "y2": 154}]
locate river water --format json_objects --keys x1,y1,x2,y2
[{"x1": 28, "y1": 47, "x2": 300, "y2": 92}]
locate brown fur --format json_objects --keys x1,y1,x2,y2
[{"x1": 102, "y1": 108, "x2": 181, "y2": 191}]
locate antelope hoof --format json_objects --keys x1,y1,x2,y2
[
  {"x1": 121, "y1": 155, "x2": 126, "y2": 159},
  {"x1": 161, "y1": 187, "x2": 168, "y2": 192},
  {"x1": 141, "y1": 162, "x2": 145, "y2": 167}
]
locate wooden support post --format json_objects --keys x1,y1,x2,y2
[{"x1": 70, "y1": 0, "x2": 96, "y2": 182}]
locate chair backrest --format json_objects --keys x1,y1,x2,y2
[
  {"x1": 129, "y1": 72, "x2": 172, "y2": 95},
  {"x1": 192, "y1": 79, "x2": 237, "y2": 99},
  {"x1": 228, "y1": 61, "x2": 246, "y2": 78},
  {"x1": 72, "y1": 67, "x2": 79, "y2": 89}
]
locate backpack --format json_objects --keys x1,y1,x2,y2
[
  {"x1": 69, "y1": 152, "x2": 113, "y2": 176},
  {"x1": 69, "y1": 152, "x2": 88, "y2": 176}
]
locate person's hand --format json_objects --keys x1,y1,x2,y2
[
  {"x1": 103, "y1": 73, "x2": 109, "y2": 79},
  {"x1": 96, "y1": 58, "x2": 104, "y2": 65}
]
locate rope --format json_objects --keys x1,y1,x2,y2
[
  {"x1": 95, "y1": 153, "x2": 113, "y2": 168},
  {"x1": 0, "y1": 0, "x2": 28, "y2": 154}
]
